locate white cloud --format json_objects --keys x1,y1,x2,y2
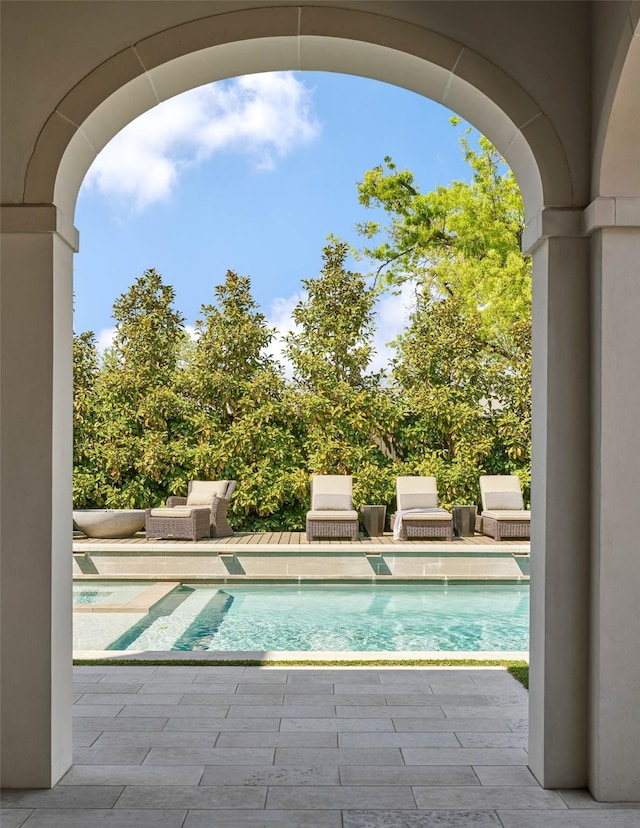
[
  {"x1": 263, "y1": 284, "x2": 415, "y2": 378},
  {"x1": 370, "y1": 283, "x2": 415, "y2": 374},
  {"x1": 95, "y1": 326, "x2": 116, "y2": 355},
  {"x1": 265, "y1": 291, "x2": 305, "y2": 378},
  {"x1": 82, "y1": 72, "x2": 321, "y2": 210}
]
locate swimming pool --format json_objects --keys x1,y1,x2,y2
[{"x1": 74, "y1": 582, "x2": 529, "y2": 652}]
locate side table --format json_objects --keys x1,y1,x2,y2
[
  {"x1": 452, "y1": 505, "x2": 477, "y2": 537},
  {"x1": 360, "y1": 505, "x2": 387, "y2": 537}
]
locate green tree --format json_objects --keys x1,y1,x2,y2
[
  {"x1": 72, "y1": 331, "x2": 102, "y2": 506},
  {"x1": 357, "y1": 122, "x2": 532, "y2": 505},
  {"x1": 284, "y1": 241, "x2": 398, "y2": 507},
  {"x1": 91, "y1": 268, "x2": 192, "y2": 507},
  {"x1": 186, "y1": 270, "x2": 306, "y2": 530},
  {"x1": 357, "y1": 120, "x2": 531, "y2": 341}
]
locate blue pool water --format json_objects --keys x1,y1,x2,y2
[{"x1": 102, "y1": 583, "x2": 529, "y2": 652}]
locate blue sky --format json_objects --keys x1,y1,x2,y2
[{"x1": 74, "y1": 71, "x2": 475, "y2": 369}]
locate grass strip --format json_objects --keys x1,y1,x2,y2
[
  {"x1": 507, "y1": 661, "x2": 529, "y2": 688},
  {"x1": 75, "y1": 657, "x2": 528, "y2": 670}
]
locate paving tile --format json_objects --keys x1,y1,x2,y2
[
  {"x1": 163, "y1": 717, "x2": 279, "y2": 732},
  {"x1": 393, "y1": 718, "x2": 510, "y2": 732},
  {"x1": 138, "y1": 682, "x2": 238, "y2": 694},
  {"x1": 193, "y1": 668, "x2": 259, "y2": 682},
  {"x1": 227, "y1": 705, "x2": 336, "y2": 718},
  {"x1": 557, "y1": 789, "x2": 640, "y2": 810},
  {"x1": 474, "y1": 766, "x2": 540, "y2": 787},
  {"x1": 72, "y1": 746, "x2": 149, "y2": 765},
  {"x1": 403, "y1": 748, "x2": 529, "y2": 766},
  {"x1": 343, "y1": 810, "x2": 501, "y2": 827},
  {"x1": 184, "y1": 809, "x2": 341, "y2": 827},
  {"x1": 442, "y1": 704, "x2": 529, "y2": 719},
  {"x1": 216, "y1": 731, "x2": 337, "y2": 748},
  {"x1": 151, "y1": 667, "x2": 205, "y2": 677},
  {"x1": 339, "y1": 732, "x2": 459, "y2": 748},
  {"x1": 286, "y1": 672, "x2": 380, "y2": 684},
  {"x1": 13, "y1": 808, "x2": 186, "y2": 827},
  {"x1": 95, "y1": 731, "x2": 217, "y2": 748},
  {"x1": 117, "y1": 704, "x2": 229, "y2": 718},
  {"x1": 1, "y1": 786, "x2": 122, "y2": 809},
  {"x1": 384, "y1": 694, "x2": 489, "y2": 706},
  {"x1": 72, "y1": 717, "x2": 168, "y2": 731},
  {"x1": 340, "y1": 766, "x2": 480, "y2": 786},
  {"x1": 333, "y1": 683, "x2": 432, "y2": 695},
  {"x1": 238, "y1": 682, "x2": 328, "y2": 694},
  {"x1": 456, "y1": 732, "x2": 528, "y2": 748},
  {"x1": 258, "y1": 683, "x2": 337, "y2": 694},
  {"x1": 201, "y1": 765, "x2": 340, "y2": 786},
  {"x1": 72, "y1": 669, "x2": 106, "y2": 681},
  {"x1": 284, "y1": 694, "x2": 385, "y2": 706},
  {"x1": 274, "y1": 747, "x2": 404, "y2": 766},
  {"x1": 143, "y1": 747, "x2": 274, "y2": 765},
  {"x1": 76, "y1": 693, "x2": 184, "y2": 706},
  {"x1": 266, "y1": 785, "x2": 415, "y2": 809},
  {"x1": 73, "y1": 683, "x2": 143, "y2": 694},
  {"x1": 412, "y1": 786, "x2": 566, "y2": 809},
  {"x1": 72, "y1": 704, "x2": 124, "y2": 717},
  {"x1": 484, "y1": 692, "x2": 529, "y2": 705},
  {"x1": 59, "y1": 764, "x2": 203, "y2": 786},
  {"x1": 496, "y1": 812, "x2": 640, "y2": 826},
  {"x1": 72, "y1": 731, "x2": 101, "y2": 747},
  {"x1": 429, "y1": 683, "x2": 483, "y2": 694},
  {"x1": 115, "y1": 785, "x2": 266, "y2": 809},
  {"x1": 180, "y1": 693, "x2": 284, "y2": 706},
  {"x1": 281, "y1": 717, "x2": 394, "y2": 732},
  {"x1": 507, "y1": 719, "x2": 529, "y2": 732},
  {"x1": 338, "y1": 705, "x2": 444, "y2": 719},
  {"x1": 91, "y1": 669, "x2": 160, "y2": 682},
  {"x1": 0, "y1": 810, "x2": 32, "y2": 828}
]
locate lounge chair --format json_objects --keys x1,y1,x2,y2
[
  {"x1": 478, "y1": 474, "x2": 530, "y2": 541},
  {"x1": 391, "y1": 476, "x2": 453, "y2": 540},
  {"x1": 160, "y1": 479, "x2": 237, "y2": 538},
  {"x1": 306, "y1": 475, "x2": 359, "y2": 541}
]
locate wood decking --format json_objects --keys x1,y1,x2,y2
[{"x1": 74, "y1": 530, "x2": 528, "y2": 549}]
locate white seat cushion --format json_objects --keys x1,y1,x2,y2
[
  {"x1": 149, "y1": 507, "x2": 203, "y2": 518},
  {"x1": 482, "y1": 509, "x2": 530, "y2": 521},
  {"x1": 187, "y1": 480, "x2": 229, "y2": 506},
  {"x1": 398, "y1": 492, "x2": 439, "y2": 510},
  {"x1": 484, "y1": 491, "x2": 524, "y2": 510},
  {"x1": 313, "y1": 492, "x2": 352, "y2": 510},
  {"x1": 306, "y1": 510, "x2": 359, "y2": 520},
  {"x1": 401, "y1": 509, "x2": 452, "y2": 522}
]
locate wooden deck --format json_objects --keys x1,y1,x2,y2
[{"x1": 73, "y1": 530, "x2": 528, "y2": 551}]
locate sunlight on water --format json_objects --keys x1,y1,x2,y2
[{"x1": 92, "y1": 583, "x2": 529, "y2": 652}]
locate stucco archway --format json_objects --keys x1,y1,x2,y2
[{"x1": 2, "y1": 1, "x2": 638, "y2": 802}]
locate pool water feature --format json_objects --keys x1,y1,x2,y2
[{"x1": 83, "y1": 583, "x2": 529, "y2": 653}]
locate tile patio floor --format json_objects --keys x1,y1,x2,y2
[{"x1": 2, "y1": 665, "x2": 639, "y2": 827}]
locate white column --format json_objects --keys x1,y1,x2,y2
[
  {"x1": 589, "y1": 219, "x2": 640, "y2": 801},
  {"x1": 527, "y1": 227, "x2": 591, "y2": 788},
  {"x1": 0, "y1": 205, "x2": 76, "y2": 787}
]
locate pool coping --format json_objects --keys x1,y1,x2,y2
[{"x1": 72, "y1": 648, "x2": 530, "y2": 663}]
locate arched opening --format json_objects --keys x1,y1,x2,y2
[{"x1": 2, "y1": 4, "x2": 603, "y2": 799}]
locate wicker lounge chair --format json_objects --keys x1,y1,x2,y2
[
  {"x1": 391, "y1": 476, "x2": 453, "y2": 540},
  {"x1": 145, "y1": 506, "x2": 211, "y2": 541},
  {"x1": 164, "y1": 480, "x2": 236, "y2": 538},
  {"x1": 306, "y1": 475, "x2": 359, "y2": 541},
  {"x1": 478, "y1": 475, "x2": 530, "y2": 541}
]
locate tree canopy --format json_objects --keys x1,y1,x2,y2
[{"x1": 73, "y1": 124, "x2": 531, "y2": 528}]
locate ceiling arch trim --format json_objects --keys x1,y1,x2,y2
[{"x1": 23, "y1": 5, "x2": 574, "y2": 224}]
